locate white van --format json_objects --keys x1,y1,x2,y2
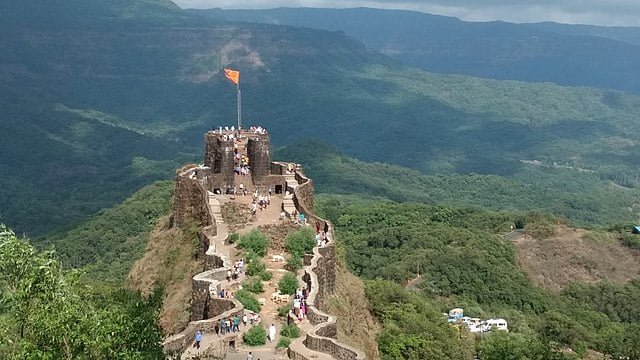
[{"x1": 482, "y1": 318, "x2": 508, "y2": 332}]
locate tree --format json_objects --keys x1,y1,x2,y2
[
  {"x1": 278, "y1": 272, "x2": 299, "y2": 295},
  {"x1": 0, "y1": 224, "x2": 165, "y2": 359}
]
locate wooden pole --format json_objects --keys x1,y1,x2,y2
[{"x1": 237, "y1": 85, "x2": 242, "y2": 129}]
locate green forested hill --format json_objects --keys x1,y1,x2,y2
[
  {"x1": 316, "y1": 199, "x2": 640, "y2": 359},
  {"x1": 3, "y1": 0, "x2": 640, "y2": 235},
  {"x1": 193, "y1": 7, "x2": 640, "y2": 93},
  {"x1": 275, "y1": 142, "x2": 639, "y2": 227}
]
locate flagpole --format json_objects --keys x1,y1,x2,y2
[{"x1": 237, "y1": 84, "x2": 242, "y2": 129}]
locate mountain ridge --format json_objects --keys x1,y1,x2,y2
[{"x1": 192, "y1": 7, "x2": 640, "y2": 93}]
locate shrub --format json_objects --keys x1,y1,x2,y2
[
  {"x1": 243, "y1": 277, "x2": 264, "y2": 294},
  {"x1": 236, "y1": 290, "x2": 261, "y2": 312},
  {"x1": 246, "y1": 259, "x2": 266, "y2": 277},
  {"x1": 228, "y1": 232, "x2": 239, "y2": 244},
  {"x1": 278, "y1": 272, "x2": 298, "y2": 295},
  {"x1": 280, "y1": 324, "x2": 301, "y2": 338},
  {"x1": 277, "y1": 303, "x2": 292, "y2": 317},
  {"x1": 238, "y1": 229, "x2": 269, "y2": 257},
  {"x1": 243, "y1": 326, "x2": 267, "y2": 346},
  {"x1": 285, "y1": 227, "x2": 316, "y2": 257},
  {"x1": 259, "y1": 270, "x2": 272, "y2": 281},
  {"x1": 286, "y1": 256, "x2": 303, "y2": 272},
  {"x1": 276, "y1": 336, "x2": 291, "y2": 349}
]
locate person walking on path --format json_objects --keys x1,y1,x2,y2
[
  {"x1": 247, "y1": 351, "x2": 253, "y2": 360},
  {"x1": 233, "y1": 315, "x2": 240, "y2": 332},
  {"x1": 268, "y1": 323, "x2": 276, "y2": 343},
  {"x1": 194, "y1": 329, "x2": 202, "y2": 349}
]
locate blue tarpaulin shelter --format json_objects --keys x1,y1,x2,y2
[{"x1": 633, "y1": 226, "x2": 640, "y2": 234}]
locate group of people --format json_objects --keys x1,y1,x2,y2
[
  {"x1": 293, "y1": 287, "x2": 309, "y2": 321},
  {"x1": 234, "y1": 146, "x2": 251, "y2": 177},
  {"x1": 251, "y1": 189, "x2": 272, "y2": 216},
  {"x1": 216, "y1": 315, "x2": 242, "y2": 335},
  {"x1": 225, "y1": 258, "x2": 245, "y2": 281},
  {"x1": 249, "y1": 126, "x2": 267, "y2": 135},
  {"x1": 217, "y1": 288, "x2": 235, "y2": 299},
  {"x1": 315, "y1": 231, "x2": 329, "y2": 248}
]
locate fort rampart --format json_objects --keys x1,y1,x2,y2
[{"x1": 165, "y1": 130, "x2": 365, "y2": 359}]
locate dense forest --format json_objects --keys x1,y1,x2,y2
[
  {"x1": 275, "y1": 142, "x2": 640, "y2": 227},
  {"x1": 316, "y1": 198, "x2": 640, "y2": 359},
  {"x1": 192, "y1": 7, "x2": 640, "y2": 93},
  {"x1": 3, "y1": 0, "x2": 640, "y2": 236},
  {"x1": 3, "y1": 1, "x2": 640, "y2": 359}
]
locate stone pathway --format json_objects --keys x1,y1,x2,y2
[{"x1": 182, "y1": 170, "x2": 297, "y2": 360}]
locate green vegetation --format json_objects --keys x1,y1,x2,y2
[
  {"x1": 228, "y1": 232, "x2": 240, "y2": 244},
  {"x1": 280, "y1": 143, "x2": 640, "y2": 227},
  {"x1": 323, "y1": 198, "x2": 640, "y2": 359},
  {"x1": 280, "y1": 323, "x2": 301, "y2": 338},
  {"x1": 200, "y1": 7, "x2": 640, "y2": 93},
  {"x1": 36, "y1": 181, "x2": 174, "y2": 282},
  {"x1": 245, "y1": 253, "x2": 272, "y2": 281},
  {"x1": 284, "y1": 227, "x2": 315, "y2": 271},
  {"x1": 278, "y1": 273, "x2": 299, "y2": 296},
  {"x1": 5, "y1": 0, "x2": 640, "y2": 238},
  {"x1": 276, "y1": 336, "x2": 291, "y2": 349},
  {"x1": 243, "y1": 326, "x2": 267, "y2": 346},
  {"x1": 0, "y1": 224, "x2": 164, "y2": 359},
  {"x1": 277, "y1": 303, "x2": 292, "y2": 317},
  {"x1": 285, "y1": 227, "x2": 316, "y2": 257},
  {"x1": 286, "y1": 256, "x2": 303, "y2": 272},
  {"x1": 236, "y1": 289, "x2": 262, "y2": 313},
  {"x1": 478, "y1": 331, "x2": 575, "y2": 360},
  {"x1": 366, "y1": 280, "x2": 474, "y2": 360},
  {"x1": 238, "y1": 230, "x2": 269, "y2": 257},
  {"x1": 243, "y1": 277, "x2": 265, "y2": 294}
]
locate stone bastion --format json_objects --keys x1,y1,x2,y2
[{"x1": 166, "y1": 129, "x2": 365, "y2": 360}]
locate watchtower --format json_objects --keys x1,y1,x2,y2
[
  {"x1": 247, "y1": 133, "x2": 271, "y2": 185},
  {"x1": 204, "y1": 132, "x2": 235, "y2": 191}
]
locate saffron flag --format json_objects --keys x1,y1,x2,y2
[{"x1": 224, "y1": 68, "x2": 240, "y2": 85}]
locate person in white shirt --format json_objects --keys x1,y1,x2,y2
[{"x1": 268, "y1": 323, "x2": 276, "y2": 342}]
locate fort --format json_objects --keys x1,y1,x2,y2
[{"x1": 164, "y1": 127, "x2": 366, "y2": 360}]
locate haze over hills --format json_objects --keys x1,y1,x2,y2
[
  {"x1": 3, "y1": 0, "x2": 640, "y2": 235},
  {"x1": 192, "y1": 7, "x2": 640, "y2": 93}
]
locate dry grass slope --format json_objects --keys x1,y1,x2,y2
[
  {"x1": 127, "y1": 216, "x2": 204, "y2": 335},
  {"x1": 326, "y1": 259, "x2": 382, "y2": 360},
  {"x1": 514, "y1": 225, "x2": 640, "y2": 291}
]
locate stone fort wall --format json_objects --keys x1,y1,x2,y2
[
  {"x1": 172, "y1": 165, "x2": 212, "y2": 228},
  {"x1": 164, "y1": 164, "x2": 245, "y2": 355},
  {"x1": 167, "y1": 132, "x2": 365, "y2": 359},
  {"x1": 281, "y1": 164, "x2": 365, "y2": 360}
]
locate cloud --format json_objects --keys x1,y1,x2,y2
[{"x1": 173, "y1": 0, "x2": 640, "y2": 26}]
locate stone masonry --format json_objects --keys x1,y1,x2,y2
[{"x1": 164, "y1": 128, "x2": 365, "y2": 360}]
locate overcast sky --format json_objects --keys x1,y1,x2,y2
[{"x1": 173, "y1": 0, "x2": 640, "y2": 27}]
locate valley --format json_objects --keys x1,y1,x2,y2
[{"x1": 2, "y1": 1, "x2": 640, "y2": 359}]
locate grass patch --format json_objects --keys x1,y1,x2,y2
[{"x1": 236, "y1": 289, "x2": 262, "y2": 313}]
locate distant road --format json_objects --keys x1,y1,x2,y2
[{"x1": 503, "y1": 229, "x2": 525, "y2": 241}]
